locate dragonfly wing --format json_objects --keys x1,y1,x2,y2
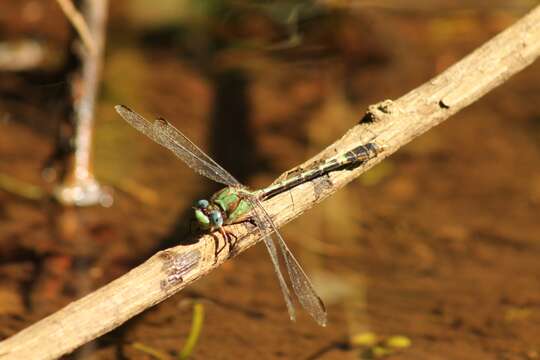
[
  {"x1": 249, "y1": 202, "x2": 296, "y2": 322},
  {"x1": 153, "y1": 114, "x2": 242, "y2": 187},
  {"x1": 115, "y1": 105, "x2": 240, "y2": 187},
  {"x1": 249, "y1": 197, "x2": 327, "y2": 326},
  {"x1": 278, "y1": 236, "x2": 327, "y2": 326}
]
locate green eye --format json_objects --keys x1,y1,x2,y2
[{"x1": 194, "y1": 209, "x2": 210, "y2": 226}]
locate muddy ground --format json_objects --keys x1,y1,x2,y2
[{"x1": 1, "y1": 1, "x2": 540, "y2": 359}]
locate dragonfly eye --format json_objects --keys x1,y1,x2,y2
[
  {"x1": 209, "y1": 210, "x2": 223, "y2": 228},
  {"x1": 195, "y1": 199, "x2": 209, "y2": 209},
  {"x1": 194, "y1": 209, "x2": 210, "y2": 227}
]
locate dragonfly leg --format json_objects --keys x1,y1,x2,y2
[
  {"x1": 224, "y1": 227, "x2": 239, "y2": 253},
  {"x1": 212, "y1": 233, "x2": 224, "y2": 263},
  {"x1": 215, "y1": 227, "x2": 238, "y2": 259},
  {"x1": 246, "y1": 217, "x2": 258, "y2": 228}
]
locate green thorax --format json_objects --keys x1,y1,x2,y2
[{"x1": 211, "y1": 187, "x2": 252, "y2": 224}]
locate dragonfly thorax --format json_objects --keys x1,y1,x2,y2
[{"x1": 194, "y1": 187, "x2": 253, "y2": 231}]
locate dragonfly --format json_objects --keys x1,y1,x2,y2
[{"x1": 115, "y1": 105, "x2": 383, "y2": 326}]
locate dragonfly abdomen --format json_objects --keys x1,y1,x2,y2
[{"x1": 261, "y1": 142, "x2": 382, "y2": 200}]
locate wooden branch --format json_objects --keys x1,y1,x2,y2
[
  {"x1": 55, "y1": 0, "x2": 96, "y2": 55},
  {"x1": 1, "y1": 5, "x2": 539, "y2": 360},
  {"x1": 54, "y1": 0, "x2": 112, "y2": 207}
]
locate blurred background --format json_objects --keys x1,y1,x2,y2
[{"x1": 1, "y1": 0, "x2": 540, "y2": 359}]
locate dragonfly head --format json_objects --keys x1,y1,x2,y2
[{"x1": 194, "y1": 199, "x2": 223, "y2": 229}]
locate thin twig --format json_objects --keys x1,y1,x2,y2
[
  {"x1": 0, "y1": 4, "x2": 539, "y2": 360},
  {"x1": 55, "y1": 0, "x2": 96, "y2": 55},
  {"x1": 54, "y1": 0, "x2": 111, "y2": 207}
]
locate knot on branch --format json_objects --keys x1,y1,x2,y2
[{"x1": 360, "y1": 99, "x2": 397, "y2": 124}]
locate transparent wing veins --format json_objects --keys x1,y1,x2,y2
[
  {"x1": 116, "y1": 104, "x2": 326, "y2": 326},
  {"x1": 253, "y1": 215, "x2": 297, "y2": 322},
  {"x1": 115, "y1": 105, "x2": 239, "y2": 186},
  {"x1": 248, "y1": 196, "x2": 327, "y2": 326}
]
